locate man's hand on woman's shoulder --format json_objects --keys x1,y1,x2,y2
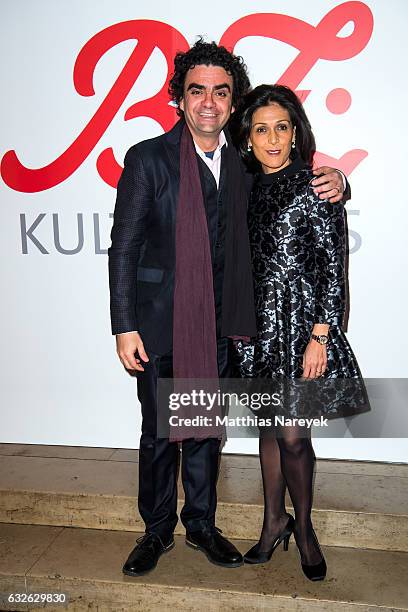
[{"x1": 312, "y1": 166, "x2": 346, "y2": 204}]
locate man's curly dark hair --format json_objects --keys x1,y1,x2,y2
[{"x1": 168, "y1": 38, "x2": 251, "y2": 115}]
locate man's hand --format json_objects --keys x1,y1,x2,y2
[
  {"x1": 312, "y1": 166, "x2": 345, "y2": 203},
  {"x1": 116, "y1": 331, "x2": 149, "y2": 372}
]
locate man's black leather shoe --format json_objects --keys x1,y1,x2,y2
[
  {"x1": 186, "y1": 527, "x2": 243, "y2": 567},
  {"x1": 122, "y1": 533, "x2": 174, "y2": 576}
]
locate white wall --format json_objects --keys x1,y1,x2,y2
[{"x1": 1, "y1": 0, "x2": 407, "y2": 461}]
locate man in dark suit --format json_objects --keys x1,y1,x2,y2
[{"x1": 108, "y1": 39, "x2": 345, "y2": 576}]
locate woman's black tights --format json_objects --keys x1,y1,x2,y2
[{"x1": 257, "y1": 428, "x2": 323, "y2": 565}]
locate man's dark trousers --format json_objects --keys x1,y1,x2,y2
[
  {"x1": 137, "y1": 338, "x2": 230, "y2": 542},
  {"x1": 134, "y1": 140, "x2": 230, "y2": 541}
]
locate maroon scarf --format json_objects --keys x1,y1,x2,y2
[
  {"x1": 170, "y1": 123, "x2": 256, "y2": 440},
  {"x1": 173, "y1": 125, "x2": 219, "y2": 381}
]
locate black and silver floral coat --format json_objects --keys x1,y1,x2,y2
[{"x1": 235, "y1": 157, "x2": 369, "y2": 418}]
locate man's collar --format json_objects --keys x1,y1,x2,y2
[
  {"x1": 164, "y1": 119, "x2": 230, "y2": 152},
  {"x1": 193, "y1": 130, "x2": 228, "y2": 156},
  {"x1": 218, "y1": 130, "x2": 228, "y2": 149}
]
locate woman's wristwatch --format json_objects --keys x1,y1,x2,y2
[{"x1": 311, "y1": 334, "x2": 329, "y2": 345}]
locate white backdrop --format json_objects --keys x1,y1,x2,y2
[{"x1": 1, "y1": 0, "x2": 407, "y2": 461}]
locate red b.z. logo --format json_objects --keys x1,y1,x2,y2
[{"x1": 1, "y1": 1, "x2": 374, "y2": 193}]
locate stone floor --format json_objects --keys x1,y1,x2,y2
[
  {"x1": 0, "y1": 444, "x2": 407, "y2": 551},
  {"x1": 1, "y1": 523, "x2": 408, "y2": 611},
  {"x1": 0, "y1": 445, "x2": 407, "y2": 610}
]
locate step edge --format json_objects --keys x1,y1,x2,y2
[
  {"x1": 1, "y1": 489, "x2": 407, "y2": 519},
  {"x1": 10, "y1": 572, "x2": 407, "y2": 611}
]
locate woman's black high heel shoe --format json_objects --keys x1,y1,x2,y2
[
  {"x1": 243, "y1": 514, "x2": 295, "y2": 564},
  {"x1": 296, "y1": 527, "x2": 327, "y2": 581}
]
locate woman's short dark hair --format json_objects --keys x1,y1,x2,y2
[
  {"x1": 230, "y1": 84, "x2": 316, "y2": 171},
  {"x1": 168, "y1": 38, "x2": 251, "y2": 114}
]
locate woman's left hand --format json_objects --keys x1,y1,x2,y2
[{"x1": 302, "y1": 341, "x2": 327, "y2": 379}]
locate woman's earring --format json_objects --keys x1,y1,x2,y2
[
  {"x1": 291, "y1": 140, "x2": 296, "y2": 149},
  {"x1": 247, "y1": 143, "x2": 252, "y2": 152}
]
